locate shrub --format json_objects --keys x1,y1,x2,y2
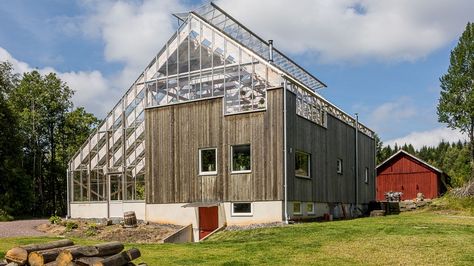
[
  {"x1": 0, "y1": 209, "x2": 14, "y2": 221},
  {"x1": 85, "y1": 223, "x2": 98, "y2": 236},
  {"x1": 49, "y1": 215, "x2": 62, "y2": 225},
  {"x1": 65, "y1": 221, "x2": 78, "y2": 232}
]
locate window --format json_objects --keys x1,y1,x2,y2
[
  {"x1": 307, "y1": 203, "x2": 315, "y2": 215},
  {"x1": 337, "y1": 159, "x2": 343, "y2": 174},
  {"x1": 199, "y1": 148, "x2": 217, "y2": 175},
  {"x1": 293, "y1": 202, "x2": 302, "y2": 215},
  {"x1": 232, "y1": 202, "x2": 252, "y2": 216},
  {"x1": 365, "y1": 167, "x2": 369, "y2": 183},
  {"x1": 295, "y1": 151, "x2": 310, "y2": 178},
  {"x1": 231, "y1": 144, "x2": 251, "y2": 172}
]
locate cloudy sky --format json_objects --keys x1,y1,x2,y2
[{"x1": 0, "y1": 0, "x2": 472, "y2": 148}]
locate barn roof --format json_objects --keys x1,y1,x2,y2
[{"x1": 376, "y1": 149, "x2": 443, "y2": 174}]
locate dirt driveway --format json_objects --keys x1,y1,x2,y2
[{"x1": 0, "y1": 219, "x2": 48, "y2": 238}]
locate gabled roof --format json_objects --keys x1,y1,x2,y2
[{"x1": 376, "y1": 149, "x2": 443, "y2": 174}]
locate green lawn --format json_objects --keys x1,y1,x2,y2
[{"x1": 1, "y1": 211, "x2": 473, "y2": 265}]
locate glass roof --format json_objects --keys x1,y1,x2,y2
[{"x1": 185, "y1": 2, "x2": 327, "y2": 92}]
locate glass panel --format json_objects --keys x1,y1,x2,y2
[
  {"x1": 178, "y1": 37, "x2": 189, "y2": 74},
  {"x1": 73, "y1": 171, "x2": 82, "y2": 201},
  {"x1": 293, "y1": 202, "x2": 301, "y2": 214},
  {"x1": 232, "y1": 144, "x2": 251, "y2": 171},
  {"x1": 125, "y1": 171, "x2": 134, "y2": 201},
  {"x1": 81, "y1": 170, "x2": 89, "y2": 201},
  {"x1": 233, "y1": 203, "x2": 251, "y2": 214},
  {"x1": 135, "y1": 173, "x2": 145, "y2": 200},
  {"x1": 295, "y1": 151, "x2": 310, "y2": 177},
  {"x1": 200, "y1": 149, "x2": 217, "y2": 173},
  {"x1": 110, "y1": 174, "x2": 123, "y2": 201},
  {"x1": 307, "y1": 203, "x2": 314, "y2": 213}
]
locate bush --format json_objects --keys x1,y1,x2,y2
[
  {"x1": 0, "y1": 209, "x2": 14, "y2": 221},
  {"x1": 65, "y1": 221, "x2": 78, "y2": 232},
  {"x1": 85, "y1": 223, "x2": 98, "y2": 236},
  {"x1": 49, "y1": 215, "x2": 62, "y2": 225}
]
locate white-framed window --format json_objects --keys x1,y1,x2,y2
[
  {"x1": 365, "y1": 167, "x2": 369, "y2": 183},
  {"x1": 295, "y1": 151, "x2": 310, "y2": 178},
  {"x1": 293, "y1": 202, "x2": 302, "y2": 215},
  {"x1": 337, "y1": 158, "x2": 343, "y2": 174},
  {"x1": 231, "y1": 144, "x2": 251, "y2": 173},
  {"x1": 199, "y1": 148, "x2": 217, "y2": 175},
  {"x1": 231, "y1": 202, "x2": 252, "y2": 216},
  {"x1": 307, "y1": 202, "x2": 315, "y2": 215}
]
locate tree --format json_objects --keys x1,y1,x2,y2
[
  {"x1": 0, "y1": 62, "x2": 33, "y2": 215},
  {"x1": 10, "y1": 70, "x2": 74, "y2": 215},
  {"x1": 438, "y1": 22, "x2": 474, "y2": 181}
]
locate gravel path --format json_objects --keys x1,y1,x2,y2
[{"x1": 0, "y1": 219, "x2": 48, "y2": 238}]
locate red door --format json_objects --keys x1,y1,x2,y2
[{"x1": 199, "y1": 206, "x2": 218, "y2": 239}]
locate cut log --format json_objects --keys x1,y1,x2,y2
[
  {"x1": 28, "y1": 245, "x2": 80, "y2": 266},
  {"x1": 5, "y1": 240, "x2": 74, "y2": 265},
  {"x1": 92, "y1": 248, "x2": 141, "y2": 266},
  {"x1": 75, "y1": 257, "x2": 105, "y2": 266},
  {"x1": 56, "y1": 242, "x2": 124, "y2": 266}
]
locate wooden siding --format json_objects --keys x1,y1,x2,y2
[
  {"x1": 145, "y1": 89, "x2": 284, "y2": 204},
  {"x1": 286, "y1": 90, "x2": 376, "y2": 204},
  {"x1": 376, "y1": 155, "x2": 440, "y2": 200}
]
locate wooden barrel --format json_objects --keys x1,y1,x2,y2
[{"x1": 123, "y1": 211, "x2": 137, "y2": 228}]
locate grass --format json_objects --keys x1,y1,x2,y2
[
  {"x1": 1, "y1": 211, "x2": 473, "y2": 265},
  {"x1": 428, "y1": 195, "x2": 474, "y2": 216}
]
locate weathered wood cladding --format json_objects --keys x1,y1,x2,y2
[
  {"x1": 286, "y1": 90, "x2": 375, "y2": 204},
  {"x1": 145, "y1": 89, "x2": 284, "y2": 204}
]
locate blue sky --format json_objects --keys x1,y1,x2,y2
[{"x1": 0, "y1": 0, "x2": 473, "y2": 148}]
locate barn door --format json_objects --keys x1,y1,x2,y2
[{"x1": 198, "y1": 206, "x2": 218, "y2": 240}]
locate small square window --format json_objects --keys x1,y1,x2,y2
[
  {"x1": 365, "y1": 167, "x2": 369, "y2": 183},
  {"x1": 307, "y1": 203, "x2": 315, "y2": 215},
  {"x1": 337, "y1": 159, "x2": 343, "y2": 174},
  {"x1": 231, "y1": 144, "x2": 251, "y2": 172},
  {"x1": 295, "y1": 151, "x2": 310, "y2": 178},
  {"x1": 199, "y1": 148, "x2": 217, "y2": 175},
  {"x1": 293, "y1": 202, "x2": 302, "y2": 215},
  {"x1": 232, "y1": 202, "x2": 252, "y2": 216}
]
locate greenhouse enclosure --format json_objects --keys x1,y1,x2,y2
[{"x1": 68, "y1": 2, "x2": 375, "y2": 240}]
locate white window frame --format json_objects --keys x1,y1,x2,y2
[
  {"x1": 365, "y1": 167, "x2": 369, "y2": 183},
  {"x1": 293, "y1": 202, "x2": 302, "y2": 215},
  {"x1": 231, "y1": 144, "x2": 252, "y2": 174},
  {"x1": 337, "y1": 158, "x2": 343, "y2": 174},
  {"x1": 307, "y1": 202, "x2": 315, "y2": 215},
  {"x1": 231, "y1": 202, "x2": 253, "y2": 217},
  {"x1": 199, "y1": 148, "x2": 217, "y2": 175},
  {"x1": 295, "y1": 151, "x2": 311, "y2": 178}
]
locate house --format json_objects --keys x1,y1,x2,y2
[
  {"x1": 67, "y1": 2, "x2": 376, "y2": 241},
  {"x1": 376, "y1": 150, "x2": 449, "y2": 201}
]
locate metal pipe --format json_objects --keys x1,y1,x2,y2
[
  {"x1": 66, "y1": 169, "x2": 70, "y2": 218},
  {"x1": 355, "y1": 113, "x2": 359, "y2": 210},
  {"x1": 268, "y1": 40, "x2": 274, "y2": 62},
  {"x1": 283, "y1": 78, "x2": 288, "y2": 224}
]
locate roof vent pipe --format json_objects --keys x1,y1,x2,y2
[{"x1": 268, "y1": 40, "x2": 274, "y2": 62}]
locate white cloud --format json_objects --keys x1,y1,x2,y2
[
  {"x1": 367, "y1": 97, "x2": 418, "y2": 134},
  {"x1": 0, "y1": 46, "x2": 113, "y2": 115},
  {"x1": 385, "y1": 127, "x2": 467, "y2": 149},
  {"x1": 217, "y1": 0, "x2": 474, "y2": 63}
]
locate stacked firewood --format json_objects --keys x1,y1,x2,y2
[{"x1": 1, "y1": 240, "x2": 146, "y2": 266}]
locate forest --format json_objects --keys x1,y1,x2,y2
[{"x1": 0, "y1": 61, "x2": 98, "y2": 218}]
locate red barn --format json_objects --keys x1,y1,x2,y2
[{"x1": 376, "y1": 150, "x2": 449, "y2": 201}]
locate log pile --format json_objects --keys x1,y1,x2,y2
[{"x1": 1, "y1": 240, "x2": 146, "y2": 266}]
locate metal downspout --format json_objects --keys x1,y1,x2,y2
[
  {"x1": 355, "y1": 113, "x2": 359, "y2": 209},
  {"x1": 66, "y1": 169, "x2": 70, "y2": 218},
  {"x1": 283, "y1": 79, "x2": 288, "y2": 224}
]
